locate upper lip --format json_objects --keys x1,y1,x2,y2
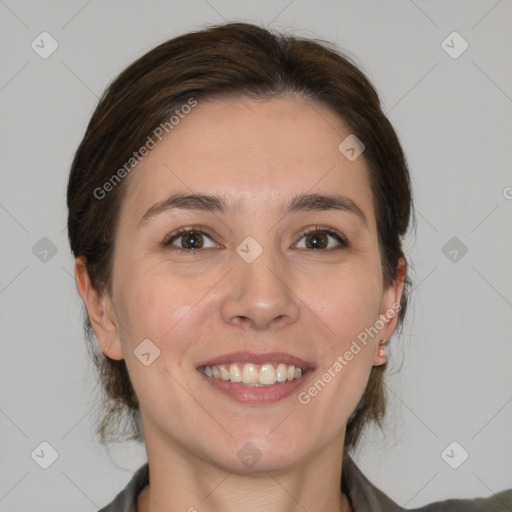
[{"x1": 196, "y1": 351, "x2": 315, "y2": 369}]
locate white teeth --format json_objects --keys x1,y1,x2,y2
[
  {"x1": 276, "y1": 363, "x2": 288, "y2": 382},
  {"x1": 202, "y1": 362, "x2": 304, "y2": 386},
  {"x1": 259, "y1": 364, "x2": 276, "y2": 385},
  {"x1": 219, "y1": 365, "x2": 230, "y2": 381},
  {"x1": 242, "y1": 363, "x2": 259, "y2": 385},
  {"x1": 229, "y1": 364, "x2": 242, "y2": 382}
]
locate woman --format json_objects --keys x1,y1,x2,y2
[{"x1": 67, "y1": 22, "x2": 511, "y2": 512}]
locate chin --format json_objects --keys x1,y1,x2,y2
[{"x1": 207, "y1": 432, "x2": 310, "y2": 474}]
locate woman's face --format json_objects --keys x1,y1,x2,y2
[{"x1": 84, "y1": 95, "x2": 404, "y2": 472}]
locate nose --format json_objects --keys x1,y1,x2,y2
[{"x1": 220, "y1": 251, "x2": 300, "y2": 331}]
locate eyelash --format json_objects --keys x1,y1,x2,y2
[{"x1": 162, "y1": 225, "x2": 349, "y2": 251}]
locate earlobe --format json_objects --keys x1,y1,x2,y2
[
  {"x1": 374, "y1": 339, "x2": 389, "y2": 366},
  {"x1": 74, "y1": 257, "x2": 124, "y2": 360},
  {"x1": 373, "y1": 257, "x2": 407, "y2": 366}
]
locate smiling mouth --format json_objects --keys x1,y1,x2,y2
[{"x1": 198, "y1": 362, "x2": 305, "y2": 386}]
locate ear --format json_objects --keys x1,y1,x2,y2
[
  {"x1": 75, "y1": 257, "x2": 124, "y2": 360},
  {"x1": 373, "y1": 257, "x2": 407, "y2": 366}
]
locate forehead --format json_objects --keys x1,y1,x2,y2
[{"x1": 120, "y1": 95, "x2": 376, "y2": 228}]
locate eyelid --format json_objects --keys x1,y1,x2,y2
[
  {"x1": 161, "y1": 224, "x2": 348, "y2": 251},
  {"x1": 294, "y1": 225, "x2": 349, "y2": 249},
  {"x1": 162, "y1": 225, "x2": 223, "y2": 248}
]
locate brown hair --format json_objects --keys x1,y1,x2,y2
[{"x1": 67, "y1": 22, "x2": 414, "y2": 450}]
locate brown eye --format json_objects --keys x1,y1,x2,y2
[
  {"x1": 295, "y1": 229, "x2": 347, "y2": 250},
  {"x1": 305, "y1": 233, "x2": 328, "y2": 249},
  {"x1": 181, "y1": 232, "x2": 204, "y2": 249},
  {"x1": 166, "y1": 230, "x2": 217, "y2": 250}
]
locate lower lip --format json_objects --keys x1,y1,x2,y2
[{"x1": 198, "y1": 370, "x2": 314, "y2": 404}]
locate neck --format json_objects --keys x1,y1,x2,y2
[{"x1": 138, "y1": 431, "x2": 352, "y2": 512}]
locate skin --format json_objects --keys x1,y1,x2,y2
[{"x1": 76, "y1": 95, "x2": 406, "y2": 512}]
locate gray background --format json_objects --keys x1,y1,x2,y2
[{"x1": 1, "y1": 0, "x2": 511, "y2": 510}]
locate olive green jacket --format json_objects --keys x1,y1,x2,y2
[{"x1": 98, "y1": 457, "x2": 512, "y2": 511}]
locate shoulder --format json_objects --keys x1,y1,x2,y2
[
  {"x1": 411, "y1": 490, "x2": 512, "y2": 511},
  {"x1": 97, "y1": 463, "x2": 149, "y2": 512},
  {"x1": 343, "y1": 456, "x2": 512, "y2": 512}
]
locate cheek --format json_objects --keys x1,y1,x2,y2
[
  {"x1": 296, "y1": 261, "x2": 382, "y2": 403},
  {"x1": 111, "y1": 270, "x2": 207, "y2": 409},
  {"x1": 117, "y1": 242, "x2": 194, "y2": 311},
  {"x1": 113, "y1": 264, "x2": 204, "y2": 353},
  {"x1": 302, "y1": 261, "x2": 383, "y2": 341}
]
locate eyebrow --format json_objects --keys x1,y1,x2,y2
[{"x1": 139, "y1": 192, "x2": 368, "y2": 228}]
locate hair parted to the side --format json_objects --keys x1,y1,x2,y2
[{"x1": 67, "y1": 22, "x2": 414, "y2": 450}]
